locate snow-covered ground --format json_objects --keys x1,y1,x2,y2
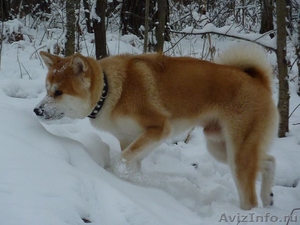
[{"x1": 0, "y1": 32, "x2": 300, "y2": 225}]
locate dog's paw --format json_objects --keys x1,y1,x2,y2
[
  {"x1": 111, "y1": 157, "x2": 128, "y2": 177},
  {"x1": 111, "y1": 154, "x2": 142, "y2": 180},
  {"x1": 262, "y1": 192, "x2": 274, "y2": 208}
]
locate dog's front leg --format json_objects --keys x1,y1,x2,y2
[{"x1": 121, "y1": 121, "x2": 172, "y2": 167}]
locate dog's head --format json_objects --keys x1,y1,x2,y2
[{"x1": 34, "y1": 52, "x2": 97, "y2": 120}]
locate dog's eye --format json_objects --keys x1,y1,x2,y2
[{"x1": 54, "y1": 90, "x2": 63, "y2": 97}]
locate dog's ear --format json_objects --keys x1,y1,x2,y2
[
  {"x1": 71, "y1": 53, "x2": 88, "y2": 75},
  {"x1": 40, "y1": 51, "x2": 61, "y2": 69}
]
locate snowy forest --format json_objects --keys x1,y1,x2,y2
[
  {"x1": 1, "y1": 0, "x2": 300, "y2": 135},
  {"x1": 0, "y1": 0, "x2": 300, "y2": 225}
]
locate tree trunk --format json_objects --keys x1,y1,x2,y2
[
  {"x1": 259, "y1": 0, "x2": 274, "y2": 38},
  {"x1": 83, "y1": 0, "x2": 93, "y2": 33},
  {"x1": 241, "y1": 0, "x2": 245, "y2": 29},
  {"x1": 93, "y1": 0, "x2": 107, "y2": 59},
  {"x1": 286, "y1": 0, "x2": 293, "y2": 35},
  {"x1": 0, "y1": 0, "x2": 10, "y2": 21},
  {"x1": 155, "y1": 0, "x2": 167, "y2": 52},
  {"x1": 143, "y1": 0, "x2": 150, "y2": 53},
  {"x1": 120, "y1": 0, "x2": 146, "y2": 37},
  {"x1": 276, "y1": 0, "x2": 289, "y2": 137},
  {"x1": 297, "y1": 11, "x2": 300, "y2": 96},
  {"x1": 9, "y1": 0, "x2": 50, "y2": 19},
  {"x1": 65, "y1": 0, "x2": 79, "y2": 56}
]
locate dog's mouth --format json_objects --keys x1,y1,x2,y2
[
  {"x1": 43, "y1": 112, "x2": 65, "y2": 120},
  {"x1": 33, "y1": 107, "x2": 64, "y2": 120}
]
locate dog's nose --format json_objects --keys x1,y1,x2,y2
[{"x1": 33, "y1": 108, "x2": 44, "y2": 116}]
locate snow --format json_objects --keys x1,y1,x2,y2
[
  {"x1": 91, "y1": 0, "x2": 101, "y2": 23},
  {"x1": 0, "y1": 31, "x2": 300, "y2": 225}
]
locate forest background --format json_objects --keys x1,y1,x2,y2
[{"x1": 1, "y1": 0, "x2": 299, "y2": 137}]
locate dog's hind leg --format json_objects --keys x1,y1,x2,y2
[
  {"x1": 260, "y1": 154, "x2": 275, "y2": 207},
  {"x1": 226, "y1": 136, "x2": 260, "y2": 210}
]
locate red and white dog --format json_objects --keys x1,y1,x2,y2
[{"x1": 34, "y1": 43, "x2": 278, "y2": 210}]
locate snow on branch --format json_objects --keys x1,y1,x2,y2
[
  {"x1": 91, "y1": 0, "x2": 101, "y2": 22},
  {"x1": 171, "y1": 23, "x2": 277, "y2": 51}
]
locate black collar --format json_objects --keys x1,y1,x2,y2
[{"x1": 88, "y1": 73, "x2": 108, "y2": 119}]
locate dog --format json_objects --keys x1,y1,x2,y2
[{"x1": 34, "y1": 43, "x2": 279, "y2": 210}]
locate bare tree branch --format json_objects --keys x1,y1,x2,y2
[{"x1": 169, "y1": 25, "x2": 277, "y2": 52}]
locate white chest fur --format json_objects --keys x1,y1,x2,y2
[{"x1": 91, "y1": 115, "x2": 144, "y2": 147}]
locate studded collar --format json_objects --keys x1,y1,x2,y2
[{"x1": 88, "y1": 72, "x2": 108, "y2": 119}]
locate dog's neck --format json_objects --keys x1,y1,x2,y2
[{"x1": 88, "y1": 72, "x2": 108, "y2": 119}]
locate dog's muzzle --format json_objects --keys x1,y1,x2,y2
[
  {"x1": 33, "y1": 96, "x2": 64, "y2": 120},
  {"x1": 33, "y1": 106, "x2": 64, "y2": 120}
]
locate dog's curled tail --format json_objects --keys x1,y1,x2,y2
[{"x1": 214, "y1": 42, "x2": 273, "y2": 89}]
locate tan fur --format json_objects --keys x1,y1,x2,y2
[{"x1": 35, "y1": 43, "x2": 279, "y2": 210}]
